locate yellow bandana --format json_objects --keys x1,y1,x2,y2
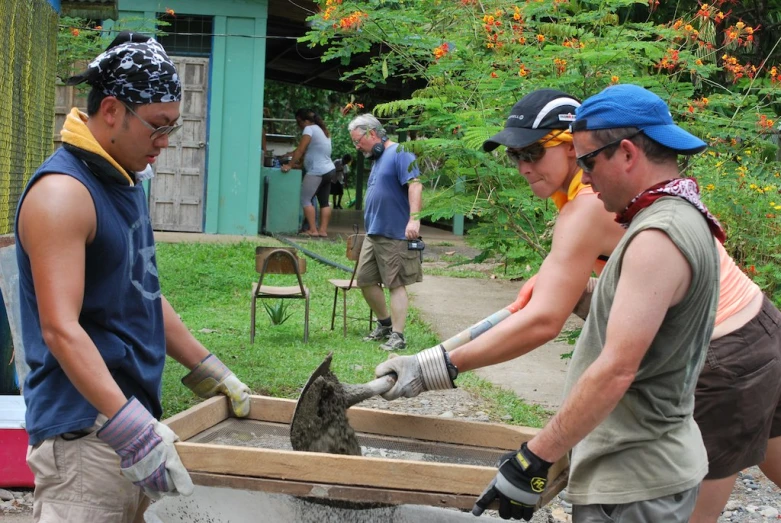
[
  {"x1": 539, "y1": 129, "x2": 572, "y2": 149},
  {"x1": 60, "y1": 108, "x2": 133, "y2": 185},
  {"x1": 550, "y1": 170, "x2": 592, "y2": 210}
]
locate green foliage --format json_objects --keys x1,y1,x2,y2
[
  {"x1": 303, "y1": 0, "x2": 781, "y2": 301},
  {"x1": 57, "y1": 16, "x2": 167, "y2": 83},
  {"x1": 262, "y1": 300, "x2": 293, "y2": 325}
]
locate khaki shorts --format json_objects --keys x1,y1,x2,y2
[
  {"x1": 356, "y1": 234, "x2": 423, "y2": 289},
  {"x1": 572, "y1": 486, "x2": 698, "y2": 523},
  {"x1": 26, "y1": 415, "x2": 149, "y2": 523},
  {"x1": 695, "y1": 295, "x2": 781, "y2": 479}
]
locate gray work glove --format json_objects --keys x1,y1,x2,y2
[
  {"x1": 374, "y1": 346, "x2": 455, "y2": 400},
  {"x1": 97, "y1": 397, "x2": 194, "y2": 500}
]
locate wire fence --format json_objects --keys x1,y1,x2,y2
[{"x1": 0, "y1": 0, "x2": 57, "y2": 235}]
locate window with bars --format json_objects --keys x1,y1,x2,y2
[{"x1": 157, "y1": 14, "x2": 213, "y2": 57}]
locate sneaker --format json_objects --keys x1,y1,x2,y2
[
  {"x1": 380, "y1": 332, "x2": 407, "y2": 351},
  {"x1": 363, "y1": 323, "x2": 392, "y2": 341}
]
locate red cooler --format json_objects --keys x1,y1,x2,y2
[{"x1": 0, "y1": 395, "x2": 34, "y2": 487}]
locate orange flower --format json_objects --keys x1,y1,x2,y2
[
  {"x1": 70, "y1": 28, "x2": 79, "y2": 37},
  {"x1": 518, "y1": 64, "x2": 529, "y2": 77},
  {"x1": 714, "y1": 11, "x2": 725, "y2": 23},
  {"x1": 610, "y1": 75, "x2": 619, "y2": 84},
  {"x1": 165, "y1": 7, "x2": 175, "y2": 16},
  {"x1": 339, "y1": 11, "x2": 368, "y2": 30},
  {"x1": 491, "y1": 71, "x2": 499, "y2": 78},
  {"x1": 433, "y1": 43, "x2": 450, "y2": 60},
  {"x1": 94, "y1": 25, "x2": 102, "y2": 30},
  {"x1": 536, "y1": 34, "x2": 545, "y2": 43}
]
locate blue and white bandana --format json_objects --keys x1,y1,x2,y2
[{"x1": 66, "y1": 31, "x2": 181, "y2": 104}]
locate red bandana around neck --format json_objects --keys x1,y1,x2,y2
[{"x1": 615, "y1": 178, "x2": 726, "y2": 243}]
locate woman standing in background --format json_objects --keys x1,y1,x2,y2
[{"x1": 281, "y1": 108, "x2": 335, "y2": 237}]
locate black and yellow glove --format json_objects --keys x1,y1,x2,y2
[{"x1": 472, "y1": 442, "x2": 552, "y2": 521}]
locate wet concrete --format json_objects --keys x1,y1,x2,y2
[{"x1": 289, "y1": 368, "x2": 361, "y2": 456}]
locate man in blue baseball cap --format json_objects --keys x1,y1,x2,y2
[{"x1": 503, "y1": 84, "x2": 720, "y2": 522}]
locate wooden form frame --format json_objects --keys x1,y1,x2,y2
[{"x1": 164, "y1": 395, "x2": 568, "y2": 511}]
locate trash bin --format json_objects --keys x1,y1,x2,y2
[{"x1": 260, "y1": 167, "x2": 302, "y2": 234}]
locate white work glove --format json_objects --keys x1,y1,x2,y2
[
  {"x1": 182, "y1": 354, "x2": 251, "y2": 417},
  {"x1": 97, "y1": 397, "x2": 194, "y2": 500},
  {"x1": 375, "y1": 346, "x2": 455, "y2": 400}
]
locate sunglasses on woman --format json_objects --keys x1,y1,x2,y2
[
  {"x1": 505, "y1": 130, "x2": 566, "y2": 164},
  {"x1": 576, "y1": 131, "x2": 643, "y2": 173}
]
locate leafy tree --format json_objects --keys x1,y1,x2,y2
[{"x1": 303, "y1": 0, "x2": 781, "y2": 300}]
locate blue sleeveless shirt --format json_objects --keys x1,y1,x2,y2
[{"x1": 16, "y1": 148, "x2": 166, "y2": 445}]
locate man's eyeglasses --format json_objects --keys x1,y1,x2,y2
[
  {"x1": 505, "y1": 130, "x2": 565, "y2": 165},
  {"x1": 576, "y1": 131, "x2": 643, "y2": 173},
  {"x1": 123, "y1": 103, "x2": 182, "y2": 141},
  {"x1": 351, "y1": 128, "x2": 372, "y2": 146}
]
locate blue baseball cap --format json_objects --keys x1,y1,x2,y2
[{"x1": 573, "y1": 84, "x2": 706, "y2": 155}]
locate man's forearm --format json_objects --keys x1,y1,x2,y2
[
  {"x1": 44, "y1": 323, "x2": 127, "y2": 418},
  {"x1": 162, "y1": 296, "x2": 210, "y2": 369},
  {"x1": 526, "y1": 353, "x2": 634, "y2": 462},
  {"x1": 408, "y1": 181, "x2": 422, "y2": 215}
]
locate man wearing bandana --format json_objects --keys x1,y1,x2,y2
[{"x1": 15, "y1": 32, "x2": 251, "y2": 522}]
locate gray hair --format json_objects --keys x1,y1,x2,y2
[{"x1": 348, "y1": 113, "x2": 386, "y2": 137}]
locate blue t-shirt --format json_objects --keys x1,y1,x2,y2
[
  {"x1": 16, "y1": 148, "x2": 166, "y2": 445},
  {"x1": 364, "y1": 144, "x2": 420, "y2": 240}
]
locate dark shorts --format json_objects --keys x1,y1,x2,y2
[
  {"x1": 695, "y1": 295, "x2": 781, "y2": 479},
  {"x1": 331, "y1": 182, "x2": 343, "y2": 196},
  {"x1": 356, "y1": 235, "x2": 423, "y2": 289},
  {"x1": 301, "y1": 172, "x2": 332, "y2": 208}
]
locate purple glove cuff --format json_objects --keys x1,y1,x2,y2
[
  {"x1": 97, "y1": 397, "x2": 155, "y2": 453},
  {"x1": 181, "y1": 354, "x2": 231, "y2": 388}
]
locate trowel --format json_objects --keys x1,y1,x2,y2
[{"x1": 289, "y1": 352, "x2": 396, "y2": 455}]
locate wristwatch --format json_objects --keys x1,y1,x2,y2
[{"x1": 440, "y1": 345, "x2": 459, "y2": 382}]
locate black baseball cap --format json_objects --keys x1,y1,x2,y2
[{"x1": 483, "y1": 89, "x2": 581, "y2": 152}]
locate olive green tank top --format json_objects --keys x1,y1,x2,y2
[{"x1": 564, "y1": 197, "x2": 720, "y2": 505}]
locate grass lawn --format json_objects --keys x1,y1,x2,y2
[{"x1": 156, "y1": 237, "x2": 550, "y2": 428}]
